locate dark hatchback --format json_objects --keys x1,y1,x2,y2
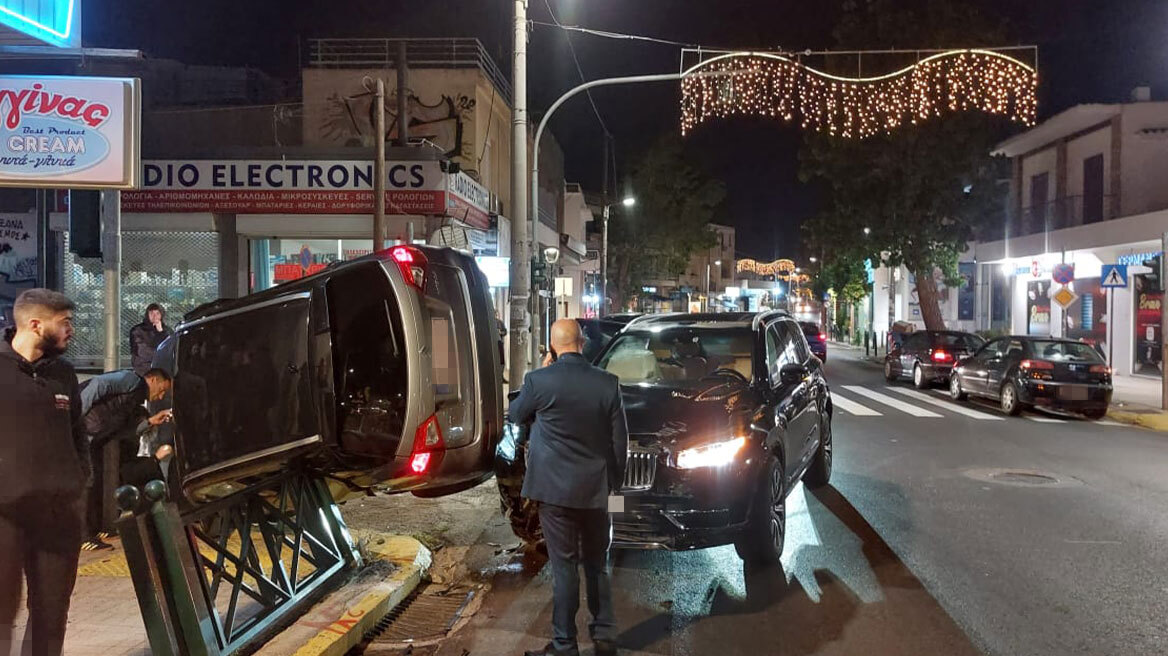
[
  {"x1": 885, "y1": 330, "x2": 985, "y2": 388},
  {"x1": 496, "y1": 311, "x2": 834, "y2": 565},
  {"x1": 799, "y1": 321, "x2": 827, "y2": 361},
  {"x1": 949, "y1": 336, "x2": 1112, "y2": 418}
]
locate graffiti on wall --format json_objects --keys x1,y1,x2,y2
[{"x1": 319, "y1": 88, "x2": 475, "y2": 159}]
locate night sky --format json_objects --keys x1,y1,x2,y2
[{"x1": 83, "y1": 0, "x2": 1168, "y2": 260}]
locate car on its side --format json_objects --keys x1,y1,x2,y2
[
  {"x1": 948, "y1": 336, "x2": 1112, "y2": 418},
  {"x1": 884, "y1": 330, "x2": 985, "y2": 389},
  {"x1": 496, "y1": 310, "x2": 834, "y2": 565},
  {"x1": 799, "y1": 321, "x2": 828, "y2": 362}
]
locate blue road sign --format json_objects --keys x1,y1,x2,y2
[
  {"x1": 1101, "y1": 264, "x2": 1128, "y2": 288},
  {"x1": 1052, "y1": 262, "x2": 1075, "y2": 285}
]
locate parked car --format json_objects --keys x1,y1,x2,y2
[
  {"x1": 154, "y1": 245, "x2": 504, "y2": 507},
  {"x1": 576, "y1": 318, "x2": 629, "y2": 363},
  {"x1": 604, "y1": 312, "x2": 643, "y2": 324},
  {"x1": 949, "y1": 336, "x2": 1113, "y2": 418},
  {"x1": 800, "y1": 321, "x2": 828, "y2": 362},
  {"x1": 496, "y1": 310, "x2": 833, "y2": 565},
  {"x1": 884, "y1": 330, "x2": 985, "y2": 388}
]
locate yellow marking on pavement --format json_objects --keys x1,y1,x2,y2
[{"x1": 79, "y1": 531, "x2": 317, "y2": 578}]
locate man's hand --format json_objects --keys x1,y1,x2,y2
[
  {"x1": 154, "y1": 444, "x2": 173, "y2": 460},
  {"x1": 541, "y1": 350, "x2": 555, "y2": 368},
  {"x1": 148, "y1": 409, "x2": 173, "y2": 426},
  {"x1": 152, "y1": 319, "x2": 163, "y2": 331}
]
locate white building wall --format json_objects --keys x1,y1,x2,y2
[{"x1": 1119, "y1": 102, "x2": 1168, "y2": 217}]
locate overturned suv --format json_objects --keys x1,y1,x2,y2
[
  {"x1": 496, "y1": 311, "x2": 834, "y2": 564},
  {"x1": 153, "y1": 245, "x2": 504, "y2": 509}
]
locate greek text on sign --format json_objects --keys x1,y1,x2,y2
[{"x1": 0, "y1": 75, "x2": 140, "y2": 189}]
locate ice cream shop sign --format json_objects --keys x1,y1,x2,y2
[{"x1": 0, "y1": 75, "x2": 141, "y2": 189}]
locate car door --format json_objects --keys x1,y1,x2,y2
[
  {"x1": 765, "y1": 322, "x2": 807, "y2": 480},
  {"x1": 901, "y1": 333, "x2": 927, "y2": 374},
  {"x1": 962, "y1": 338, "x2": 1005, "y2": 395},
  {"x1": 987, "y1": 339, "x2": 1026, "y2": 397},
  {"x1": 783, "y1": 320, "x2": 821, "y2": 470}
]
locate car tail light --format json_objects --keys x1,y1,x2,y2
[
  {"x1": 1089, "y1": 364, "x2": 1110, "y2": 374},
  {"x1": 388, "y1": 245, "x2": 427, "y2": 290},
  {"x1": 818, "y1": 333, "x2": 827, "y2": 341},
  {"x1": 406, "y1": 414, "x2": 445, "y2": 475},
  {"x1": 931, "y1": 349, "x2": 952, "y2": 362},
  {"x1": 1020, "y1": 359, "x2": 1054, "y2": 370}
]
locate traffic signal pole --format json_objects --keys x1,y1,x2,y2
[{"x1": 508, "y1": 0, "x2": 531, "y2": 386}]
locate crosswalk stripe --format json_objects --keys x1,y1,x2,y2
[
  {"x1": 842, "y1": 385, "x2": 943, "y2": 417},
  {"x1": 887, "y1": 387, "x2": 1004, "y2": 420},
  {"x1": 1027, "y1": 415, "x2": 1063, "y2": 423},
  {"x1": 830, "y1": 393, "x2": 883, "y2": 416}
]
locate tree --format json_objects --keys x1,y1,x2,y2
[
  {"x1": 608, "y1": 134, "x2": 725, "y2": 310},
  {"x1": 800, "y1": 0, "x2": 1014, "y2": 330}
]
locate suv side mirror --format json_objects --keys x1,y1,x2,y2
[{"x1": 779, "y1": 363, "x2": 808, "y2": 386}]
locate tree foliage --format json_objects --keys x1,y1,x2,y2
[{"x1": 608, "y1": 134, "x2": 725, "y2": 310}]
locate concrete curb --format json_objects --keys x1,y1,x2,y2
[
  {"x1": 256, "y1": 533, "x2": 432, "y2": 656},
  {"x1": 1106, "y1": 409, "x2": 1168, "y2": 432}
]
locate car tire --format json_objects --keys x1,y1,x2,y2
[
  {"x1": 949, "y1": 373, "x2": 968, "y2": 401},
  {"x1": 884, "y1": 360, "x2": 896, "y2": 382},
  {"x1": 803, "y1": 410, "x2": 832, "y2": 489},
  {"x1": 1084, "y1": 408, "x2": 1107, "y2": 420},
  {"x1": 1000, "y1": 381, "x2": 1024, "y2": 416},
  {"x1": 735, "y1": 453, "x2": 786, "y2": 567},
  {"x1": 913, "y1": 363, "x2": 930, "y2": 389}
]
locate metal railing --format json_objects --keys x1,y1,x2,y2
[
  {"x1": 306, "y1": 37, "x2": 512, "y2": 104},
  {"x1": 1010, "y1": 195, "x2": 1115, "y2": 237}
]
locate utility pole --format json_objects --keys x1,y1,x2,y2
[
  {"x1": 601, "y1": 204, "x2": 610, "y2": 317},
  {"x1": 396, "y1": 41, "x2": 409, "y2": 147},
  {"x1": 372, "y1": 77, "x2": 386, "y2": 251},
  {"x1": 101, "y1": 190, "x2": 121, "y2": 372},
  {"x1": 508, "y1": 0, "x2": 531, "y2": 385}
]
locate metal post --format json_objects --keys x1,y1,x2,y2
[
  {"x1": 373, "y1": 78, "x2": 386, "y2": 251},
  {"x1": 396, "y1": 41, "x2": 409, "y2": 147},
  {"x1": 101, "y1": 190, "x2": 121, "y2": 372},
  {"x1": 1108, "y1": 287, "x2": 1114, "y2": 370},
  {"x1": 35, "y1": 189, "x2": 48, "y2": 287},
  {"x1": 600, "y1": 204, "x2": 610, "y2": 317},
  {"x1": 508, "y1": 0, "x2": 531, "y2": 385}
]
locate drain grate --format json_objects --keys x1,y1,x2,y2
[
  {"x1": 355, "y1": 583, "x2": 477, "y2": 649},
  {"x1": 961, "y1": 467, "x2": 1083, "y2": 488}
]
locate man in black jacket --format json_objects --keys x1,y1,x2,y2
[
  {"x1": 129, "y1": 303, "x2": 173, "y2": 376},
  {"x1": 509, "y1": 319, "x2": 629, "y2": 656},
  {"x1": 0, "y1": 289, "x2": 86, "y2": 656}
]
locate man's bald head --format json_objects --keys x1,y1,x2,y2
[{"x1": 549, "y1": 318, "x2": 584, "y2": 355}]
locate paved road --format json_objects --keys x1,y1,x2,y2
[{"x1": 432, "y1": 347, "x2": 1168, "y2": 656}]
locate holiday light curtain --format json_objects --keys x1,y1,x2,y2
[{"x1": 681, "y1": 49, "x2": 1037, "y2": 139}]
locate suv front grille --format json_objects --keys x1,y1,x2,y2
[{"x1": 622, "y1": 448, "x2": 657, "y2": 492}]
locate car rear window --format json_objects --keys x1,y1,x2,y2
[
  {"x1": 799, "y1": 322, "x2": 822, "y2": 337},
  {"x1": 1030, "y1": 340, "x2": 1105, "y2": 363},
  {"x1": 934, "y1": 333, "x2": 985, "y2": 350}
]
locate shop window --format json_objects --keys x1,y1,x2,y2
[
  {"x1": 1026, "y1": 280, "x2": 1051, "y2": 335},
  {"x1": 1066, "y1": 278, "x2": 1105, "y2": 350},
  {"x1": 1133, "y1": 255, "x2": 1162, "y2": 378}
]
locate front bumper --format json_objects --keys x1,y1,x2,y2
[{"x1": 1020, "y1": 379, "x2": 1113, "y2": 411}]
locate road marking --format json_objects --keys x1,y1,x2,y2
[
  {"x1": 842, "y1": 386, "x2": 943, "y2": 417},
  {"x1": 887, "y1": 388, "x2": 1004, "y2": 420},
  {"x1": 1026, "y1": 415, "x2": 1064, "y2": 423},
  {"x1": 830, "y1": 393, "x2": 883, "y2": 416},
  {"x1": 1095, "y1": 420, "x2": 1124, "y2": 427}
]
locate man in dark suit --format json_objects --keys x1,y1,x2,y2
[{"x1": 509, "y1": 319, "x2": 629, "y2": 656}]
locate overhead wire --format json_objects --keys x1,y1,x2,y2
[{"x1": 541, "y1": 0, "x2": 610, "y2": 137}]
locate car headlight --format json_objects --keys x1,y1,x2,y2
[{"x1": 676, "y1": 437, "x2": 747, "y2": 470}]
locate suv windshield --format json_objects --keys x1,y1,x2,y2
[
  {"x1": 598, "y1": 327, "x2": 753, "y2": 386},
  {"x1": 1031, "y1": 340, "x2": 1105, "y2": 363}
]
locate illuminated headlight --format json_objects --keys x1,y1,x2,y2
[{"x1": 676, "y1": 437, "x2": 747, "y2": 470}]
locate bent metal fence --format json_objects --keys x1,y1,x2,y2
[{"x1": 115, "y1": 471, "x2": 361, "y2": 656}]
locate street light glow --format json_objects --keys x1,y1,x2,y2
[
  {"x1": 809, "y1": 256, "x2": 818, "y2": 263},
  {"x1": 715, "y1": 260, "x2": 722, "y2": 266},
  {"x1": 863, "y1": 227, "x2": 872, "y2": 235},
  {"x1": 622, "y1": 196, "x2": 636, "y2": 207}
]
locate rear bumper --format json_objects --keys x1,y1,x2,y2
[
  {"x1": 920, "y1": 362, "x2": 955, "y2": 381},
  {"x1": 1021, "y1": 380, "x2": 1113, "y2": 411}
]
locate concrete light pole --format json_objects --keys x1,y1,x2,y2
[
  {"x1": 600, "y1": 196, "x2": 634, "y2": 317},
  {"x1": 508, "y1": 0, "x2": 531, "y2": 386}
]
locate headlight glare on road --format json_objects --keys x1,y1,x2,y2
[{"x1": 676, "y1": 437, "x2": 747, "y2": 470}]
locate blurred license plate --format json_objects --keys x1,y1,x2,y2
[{"x1": 1060, "y1": 385, "x2": 1089, "y2": 400}]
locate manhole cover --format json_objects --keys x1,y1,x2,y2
[
  {"x1": 961, "y1": 468, "x2": 1083, "y2": 488},
  {"x1": 990, "y1": 471, "x2": 1059, "y2": 485}
]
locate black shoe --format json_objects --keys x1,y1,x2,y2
[
  {"x1": 81, "y1": 538, "x2": 112, "y2": 552},
  {"x1": 524, "y1": 642, "x2": 579, "y2": 656},
  {"x1": 594, "y1": 640, "x2": 618, "y2": 656}
]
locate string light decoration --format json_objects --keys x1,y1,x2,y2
[
  {"x1": 737, "y1": 258, "x2": 797, "y2": 277},
  {"x1": 680, "y1": 49, "x2": 1037, "y2": 138}
]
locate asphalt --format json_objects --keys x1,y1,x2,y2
[{"x1": 425, "y1": 348, "x2": 1168, "y2": 656}]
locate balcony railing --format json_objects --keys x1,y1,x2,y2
[
  {"x1": 306, "y1": 37, "x2": 512, "y2": 104},
  {"x1": 1009, "y1": 194, "x2": 1115, "y2": 238}
]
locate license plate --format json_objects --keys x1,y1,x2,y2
[{"x1": 1059, "y1": 385, "x2": 1089, "y2": 400}]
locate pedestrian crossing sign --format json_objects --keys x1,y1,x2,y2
[{"x1": 1101, "y1": 264, "x2": 1128, "y2": 288}]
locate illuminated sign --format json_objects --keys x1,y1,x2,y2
[
  {"x1": 0, "y1": 75, "x2": 140, "y2": 189},
  {"x1": 0, "y1": 0, "x2": 81, "y2": 48}
]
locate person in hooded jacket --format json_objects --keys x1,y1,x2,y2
[
  {"x1": 0, "y1": 289, "x2": 86, "y2": 656},
  {"x1": 128, "y1": 303, "x2": 173, "y2": 376}
]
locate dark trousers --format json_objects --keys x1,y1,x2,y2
[
  {"x1": 0, "y1": 496, "x2": 82, "y2": 656},
  {"x1": 538, "y1": 503, "x2": 616, "y2": 653}
]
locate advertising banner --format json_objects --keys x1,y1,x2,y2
[
  {"x1": 0, "y1": 75, "x2": 140, "y2": 188},
  {"x1": 0, "y1": 211, "x2": 38, "y2": 328}
]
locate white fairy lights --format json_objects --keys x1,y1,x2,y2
[{"x1": 680, "y1": 49, "x2": 1037, "y2": 139}]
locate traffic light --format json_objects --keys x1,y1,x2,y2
[{"x1": 531, "y1": 259, "x2": 548, "y2": 286}]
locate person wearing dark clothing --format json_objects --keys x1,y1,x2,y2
[
  {"x1": 129, "y1": 303, "x2": 173, "y2": 376},
  {"x1": 508, "y1": 319, "x2": 629, "y2": 656},
  {"x1": 77, "y1": 368, "x2": 173, "y2": 549},
  {"x1": 0, "y1": 288, "x2": 85, "y2": 656}
]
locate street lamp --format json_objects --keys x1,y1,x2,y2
[
  {"x1": 809, "y1": 256, "x2": 817, "y2": 263},
  {"x1": 600, "y1": 195, "x2": 636, "y2": 317},
  {"x1": 706, "y1": 258, "x2": 723, "y2": 312},
  {"x1": 863, "y1": 226, "x2": 872, "y2": 235}
]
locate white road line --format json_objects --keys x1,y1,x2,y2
[
  {"x1": 1027, "y1": 415, "x2": 1064, "y2": 423},
  {"x1": 830, "y1": 393, "x2": 883, "y2": 416},
  {"x1": 842, "y1": 385, "x2": 943, "y2": 417},
  {"x1": 1096, "y1": 420, "x2": 1124, "y2": 427},
  {"x1": 887, "y1": 387, "x2": 1004, "y2": 420}
]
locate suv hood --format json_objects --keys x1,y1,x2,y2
[{"x1": 620, "y1": 378, "x2": 759, "y2": 450}]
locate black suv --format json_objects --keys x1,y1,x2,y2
[{"x1": 496, "y1": 311, "x2": 834, "y2": 565}]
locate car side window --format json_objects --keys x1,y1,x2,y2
[
  {"x1": 1006, "y1": 340, "x2": 1025, "y2": 360},
  {"x1": 784, "y1": 321, "x2": 811, "y2": 363},
  {"x1": 904, "y1": 333, "x2": 927, "y2": 351},
  {"x1": 975, "y1": 338, "x2": 1006, "y2": 361},
  {"x1": 765, "y1": 324, "x2": 783, "y2": 382}
]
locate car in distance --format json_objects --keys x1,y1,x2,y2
[
  {"x1": 949, "y1": 336, "x2": 1113, "y2": 418},
  {"x1": 885, "y1": 330, "x2": 985, "y2": 389},
  {"x1": 799, "y1": 321, "x2": 828, "y2": 362},
  {"x1": 496, "y1": 310, "x2": 833, "y2": 565}
]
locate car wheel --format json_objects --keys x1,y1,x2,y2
[
  {"x1": 1000, "y1": 381, "x2": 1023, "y2": 416},
  {"x1": 949, "y1": 373, "x2": 968, "y2": 401},
  {"x1": 804, "y1": 410, "x2": 832, "y2": 489},
  {"x1": 913, "y1": 363, "x2": 931, "y2": 389},
  {"x1": 735, "y1": 454, "x2": 785, "y2": 567},
  {"x1": 884, "y1": 360, "x2": 896, "y2": 381},
  {"x1": 1084, "y1": 408, "x2": 1107, "y2": 420}
]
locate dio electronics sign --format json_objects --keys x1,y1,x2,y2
[{"x1": 0, "y1": 75, "x2": 141, "y2": 189}]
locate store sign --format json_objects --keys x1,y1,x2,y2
[
  {"x1": 0, "y1": 212, "x2": 36, "y2": 283},
  {"x1": 122, "y1": 159, "x2": 490, "y2": 228},
  {"x1": 1118, "y1": 251, "x2": 1161, "y2": 267},
  {"x1": 0, "y1": 75, "x2": 140, "y2": 188},
  {"x1": 0, "y1": 0, "x2": 82, "y2": 48}
]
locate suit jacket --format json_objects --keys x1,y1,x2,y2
[{"x1": 508, "y1": 352, "x2": 629, "y2": 509}]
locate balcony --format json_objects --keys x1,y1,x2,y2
[{"x1": 1009, "y1": 195, "x2": 1115, "y2": 238}]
